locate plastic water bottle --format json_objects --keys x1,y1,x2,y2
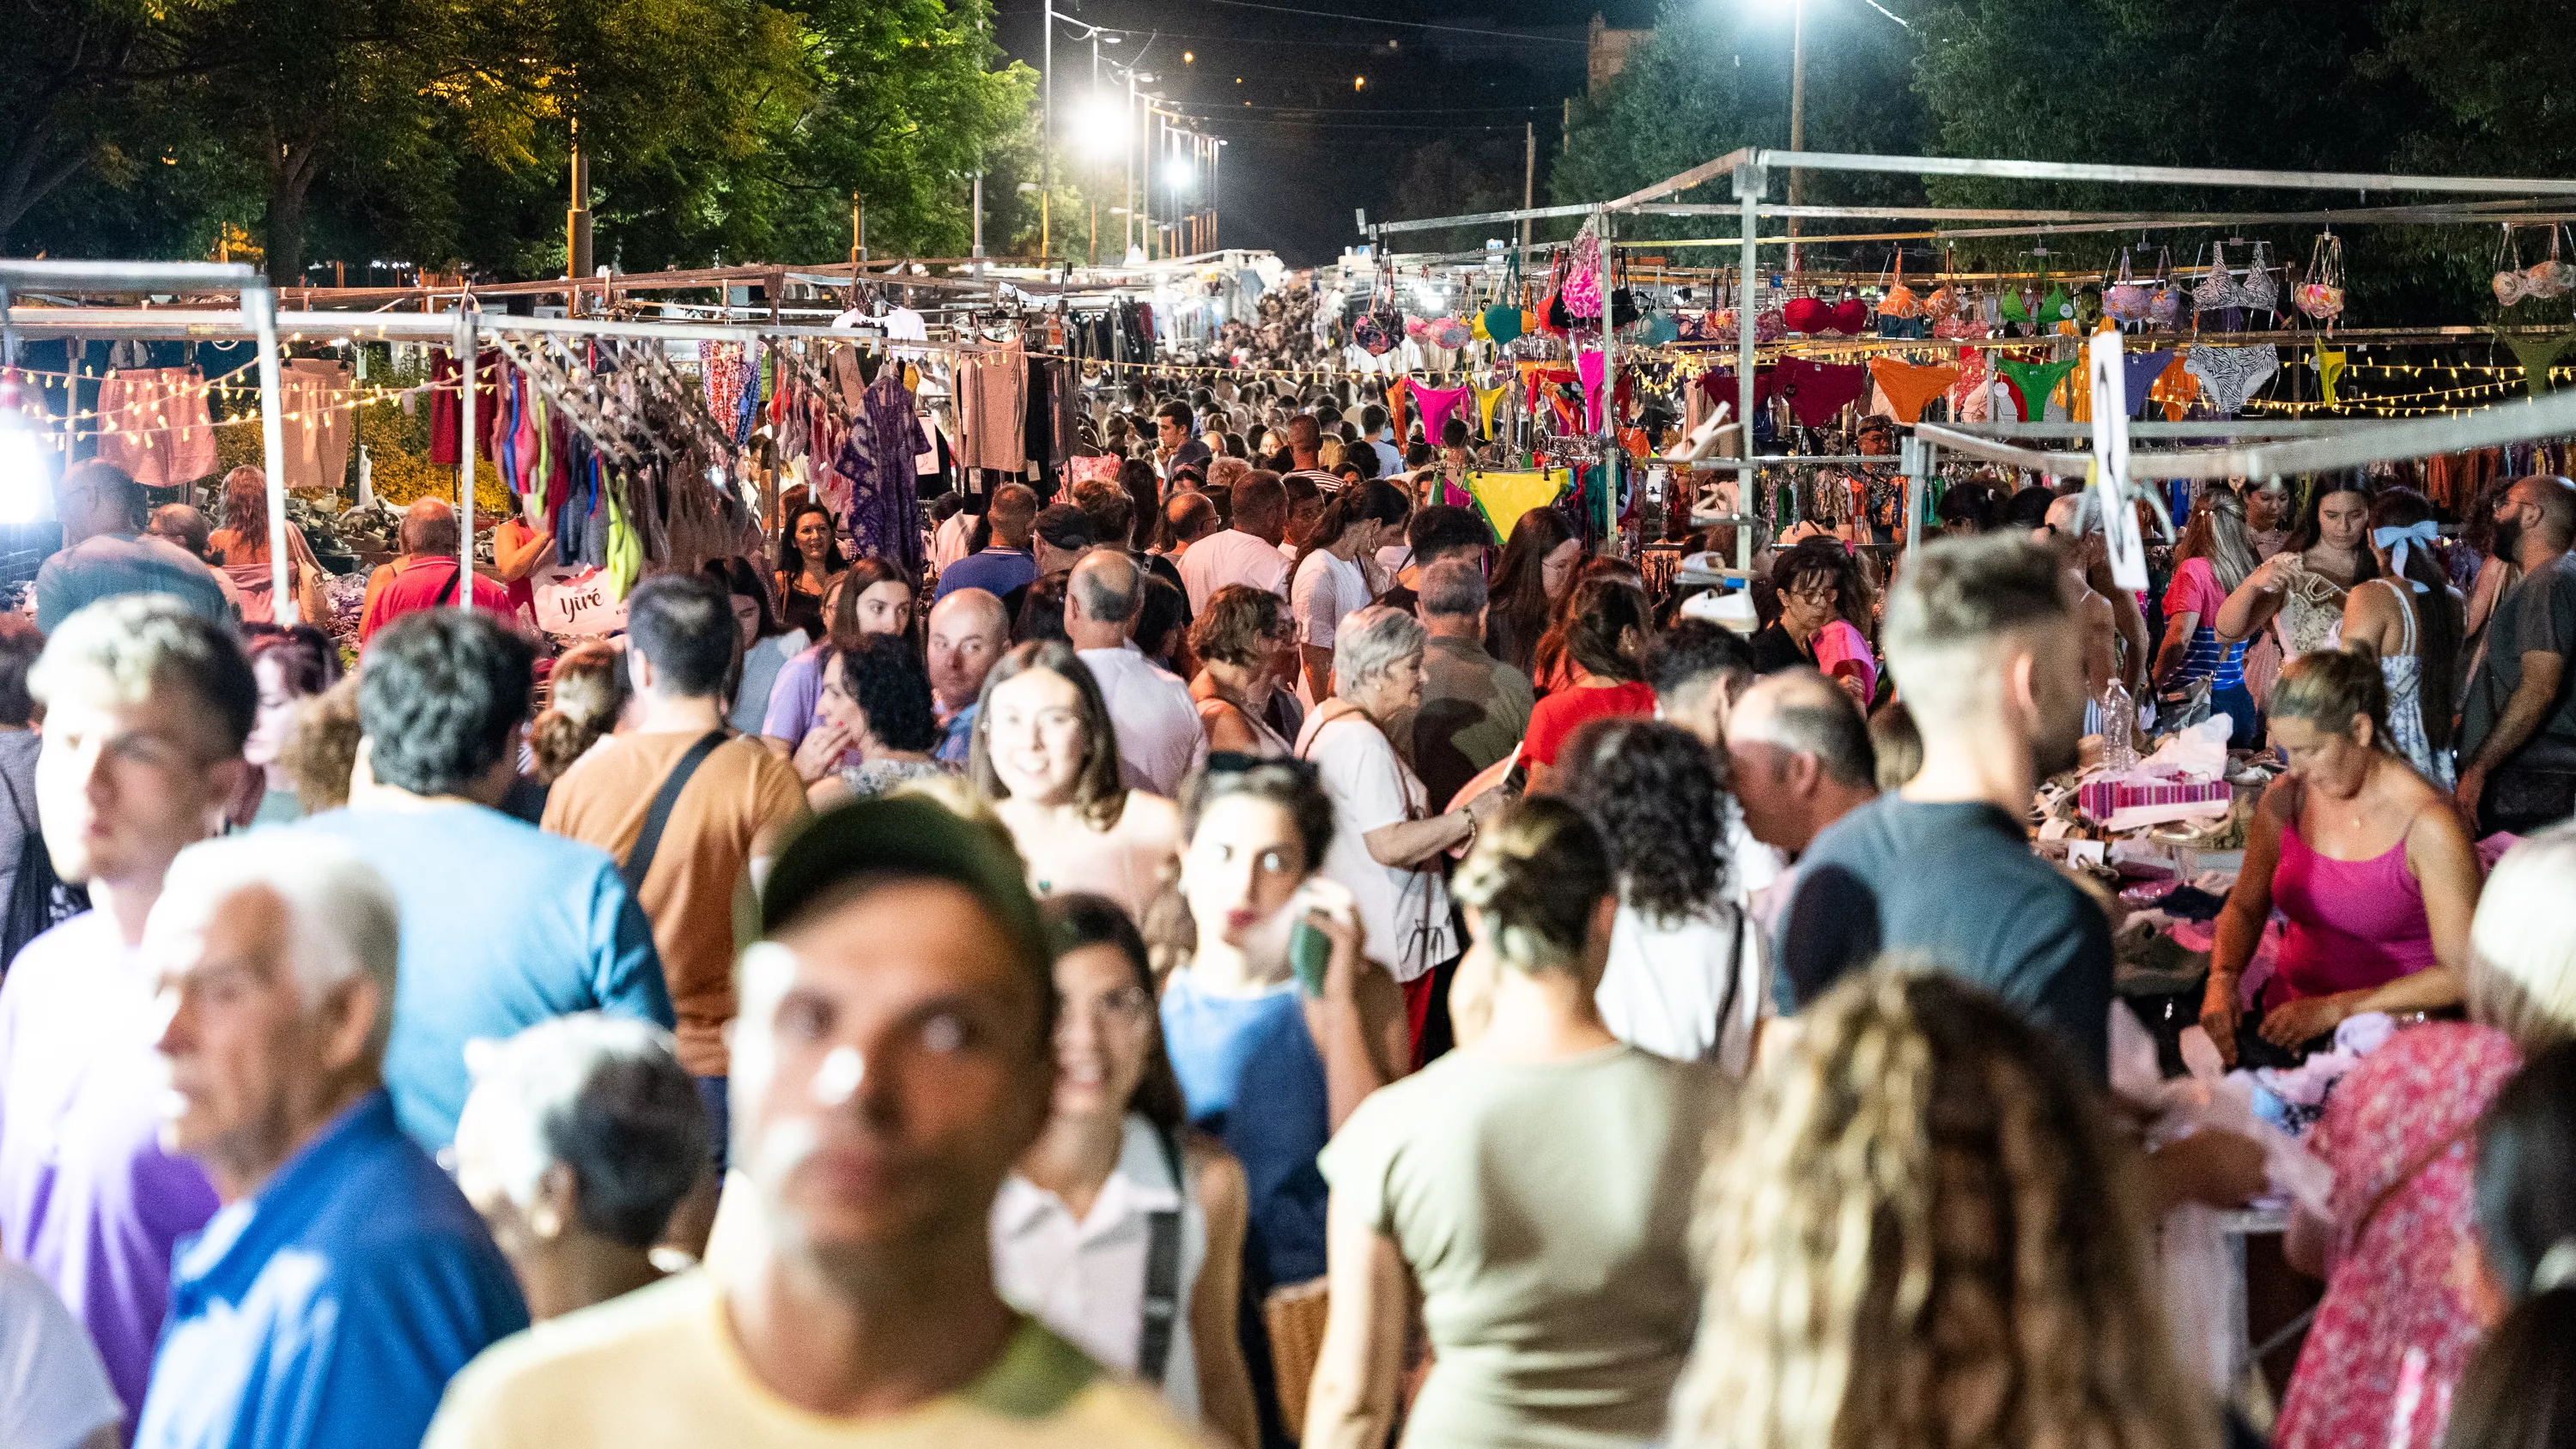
[{"x1": 2099, "y1": 680, "x2": 2138, "y2": 771}]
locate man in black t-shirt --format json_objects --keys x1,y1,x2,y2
[
  {"x1": 1776, "y1": 533, "x2": 2112, "y2": 1076},
  {"x1": 2458, "y1": 475, "x2": 2576, "y2": 834}
]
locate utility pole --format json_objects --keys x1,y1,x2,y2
[
  {"x1": 972, "y1": 173, "x2": 984, "y2": 271},
  {"x1": 1127, "y1": 70, "x2": 1139, "y2": 262},
  {"x1": 1786, "y1": 0, "x2": 1806, "y2": 273},
  {"x1": 1042, "y1": 0, "x2": 1053, "y2": 260},
  {"x1": 567, "y1": 114, "x2": 592, "y2": 312}
]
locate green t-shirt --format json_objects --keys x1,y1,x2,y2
[{"x1": 1319, "y1": 1045, "x2": 1725, "y2": 1449}]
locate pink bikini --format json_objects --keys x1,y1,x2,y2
[{"x1": 2266, "y1": 818, "x2": 2438, "y2": 1009}]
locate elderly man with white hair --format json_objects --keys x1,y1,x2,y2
[
  {"x1": 131, "y1": 833, "x2": 527, "y2": 1449},
  {"x1": 1296, "y1": 605, "x2": 1507, "y2": 1058},
  {"x1": 1065, "y1": 550, "x2": 1206, "y2": 797}
]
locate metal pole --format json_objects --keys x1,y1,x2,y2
[
  {"x1": 971, "y1": 173, "x2": 984, "y2": 270},
  {"x1": 1735, "y1": 163, "x2": 1760, "y2": 573},
  {"x1": 1598, "y1": 205, "x2": 1619, "y2": 554},
  {"x1": 1042, "y1": 0, "x2": 1053, "y2": 260},
  {"x1": 1786, "y1": 0, "x2": 1805, "y2": 275},
  {"x1": 454, "y1": 305, "x2": 477, "y2": 612},
  {"x1": 1902, "y1": 434, "x2": 1929, "y2": 555},
  {"x1": 567, "y1": 116, "x2": 592, "y2": 309},
  {"x1": 1522, "y1": 123, "x2": 1536, "y2": 254},
  {"x1": 245, "y1": 286, "x2": 296, "y2": 625},
  {"x1": 1126, "y1": 70, "x2": 1139, "y2": 260}
]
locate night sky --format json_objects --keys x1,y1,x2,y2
[{"x1": 993, "y1": 0, "x2": 1658, "y2": 267}]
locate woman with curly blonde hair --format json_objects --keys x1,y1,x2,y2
[{"x1": 1670, "y1": 968, "x2": 2215, "y2": 1449}]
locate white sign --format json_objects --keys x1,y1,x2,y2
[
  {"x1": 530, "y1": 565, "x2": 628, "y2": 636},
  {"x1": 2087, "y1": 330, "x2": 2148, "y2": 593}
]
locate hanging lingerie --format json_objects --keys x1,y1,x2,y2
[
  {"x1": 2151, "y1": 351, "x2": 2202, "y2": 421},
  {"x1": 1868, "y1": 357, "x2": 1962, "y2": 423},
  {"x1": 1946, "y1": 349, "x2": 1992, "y2": 416},
  {"x1": 1474, "y1": 383, "x2": 1511, "y2": 437},
  {"x1": 1409, "y1": 382, "x2": 1472, "y2": 444},
  {"x1": 1775, "y1": 357, "x2": 1870, "y2": 427},
  {"x1": 1576, "y1": 350, "x2": 1608, "y2": 430},
  {"x1": 1995, "y1": 357, "x2": 2081, "y2": 421},
  {"x1": 2194, "y1": 243, "x2": 2257, "y2": 312},
  {"x1": 2314, "y1": 346, "x2": 2348, "y2": 407},
  {"x1": 2496, "y1": 327, "x2": 2576, "y2": 397},
  {"x1": 2184, "y1": 345, "x2": 2279, "y2": 416}
]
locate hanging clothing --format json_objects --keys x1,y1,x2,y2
[
  {"x1": 2121, "y1": 349, "x2": 2176, "y2": 418},
  {"x1": 1866, "y1": 358, "x2": 1959, "y2": 423},
  {"x1": 1776, "y1": 358, "x2": 1869, "y2": 428},
  {"x1": 1411, "y1": 383, "x2": 1471, "y2": 444},
  {"x1": 2150, "y1": 351, "x2": 2202, "y2": 421},
  {"x1": 276, "y1": 359, "x2": 354, "y2": 494},
  {"x1": 2184, "y1": 346, "x2": 2279, "y2": 417},
  {"x1": 1473, "y1": 383, "x2": 1511, "y2": 438},
  {"x1": 833, "y1": 372, "x2": 928, "y2": 587},
  {"x1": 955, "y1": 341, "x2": 1029, "y2": 474},
  {"x1": 1574, "y1": 352, "x2": 1609, "y2": 431},
  {"x1": 428, "y1": 349, "x2": 502, "y2": 466},
  {"x1": 94, "y1": 367, "x2": 217, "y2": 487},
  {"x1": 1995, "y1": 357, "x2": 2080, "y2": 422},
  {"x1": 1945, "y1": 349, "x2": 1991, "y2": 418}
]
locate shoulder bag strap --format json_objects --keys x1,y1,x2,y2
[
  {"x1": 620, "y1": 731, "x2": 728, "y2": 897},
  {"x1": 1136, "y1": 1124, "x2": 1188, "y2": 1386},
  {"x1": 433, "y1": 563, "x2": 465, "y2": 607}
]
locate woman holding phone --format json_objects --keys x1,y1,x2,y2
[{"x1": 1159, "y1": 758, "x2": 1411, "y2": 1447}]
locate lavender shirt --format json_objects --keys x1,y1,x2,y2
[{"x1": 0, "y1": 911, "x2": 221, "y2": 1426}]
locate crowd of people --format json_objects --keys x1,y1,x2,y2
[{"x1": 0, "y1": 389, "x2": 2571, "y2": 1449}]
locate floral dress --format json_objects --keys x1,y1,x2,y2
[{"x1": 2274, "y1": 1023, "x2": 2522, "y2": 1449}]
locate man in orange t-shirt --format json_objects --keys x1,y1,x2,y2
[{"x1": 541, "y1": 573, "x2": 808, "y2": 1172}]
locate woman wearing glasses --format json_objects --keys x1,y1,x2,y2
[
  {"x1": 1750, "y1": 538, "x2": 1877, "y2": 706},
  {"x1": 993, "y1": 895, "x2": 1261, "y2": 1447}
]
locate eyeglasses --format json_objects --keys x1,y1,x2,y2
[{"x1": 1057, "y1": 985, "x2": 1155, "y2": 1030}]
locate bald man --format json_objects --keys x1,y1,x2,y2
[
  {"x1": 356, "y1": 499, "x2": 513, "y2": 643},
  {"x1": 926, "y1": 587, "x2": 1010, "y2": 764},
  {"x1": 933, "y1": 485, "x2": 1041, "y2": 605},
  {"x1": 2461, "y1": 474, "x2": 2576, "y2": 832},
  {"x1": 1066, "y1": 551, "x2": 1206, "y2": 795},
  {"x1": 1725, "y1": 669, "x2": 1880, "y2": 861}
]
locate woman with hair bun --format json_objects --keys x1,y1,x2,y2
[
  {"x1": 2201, "y1": 646, "x2": 2482, "y2": 1067},
  {"x1": 1304, "y1": 798, "x2": 1722, "y2": 1449}
]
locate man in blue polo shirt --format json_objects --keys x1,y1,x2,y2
[
  {"x1": 931, "y1": 482, "x2": 1040, "y2": 603},
  {"x1": 133, "y1": 831, "x2": 526, "y2": 1449}
]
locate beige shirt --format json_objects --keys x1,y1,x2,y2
[{"x1": 424, "y1": 1272, "x2": 1207, "y2": 1449}]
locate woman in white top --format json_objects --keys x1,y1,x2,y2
[
  {"x1": 993, "y1": 895, "x2": 1258, "y2": 1446},
  {"x1": 1189, "y1": 585, "x2": 1296, "y2": 758},
  {"x1": 2341, "y1": 487, "x2": 2465, "y2": 786},
  {"x1": 1290, "y1": 480, "x2": 1411, "y2": 703},
  {"x1": 974, "y1": 640, "x2": 1182, "y2": 922},
  {"x1": 2218, "y1": 479, "x2": 2377, "y2": 662},
  {"x1": 1297, "y1": 606, "x2": 1506, "y2": 1013},
  {"x1": 711, "y1": 556, "x2": 808, "y2": 737},
  {"x1": 1553, "y1": 715, "x2": 1769, "y2": 1076}
]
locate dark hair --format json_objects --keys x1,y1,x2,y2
[
  {"x1": 60, "y1": 459, "x2": 145, "y2": 530},
  {"x1": 2004, "y1": 486, "x2": 2058, "y2": 530},
  {"x1": 1179, "y1": 755, "x2": 1335, "y2": 871},
  {"x1": 969, "y1": 640, "x2": 1126, "y2": 829},
  {"x1": 1772, "y1": 538, "x2": 1868, "y2": 628},
  {"x1": 1155, "y1": 399, "x2": 1194, "y2": 430},
  {"x1": 1034, "y1": 504, "x2": 1095, "y2": 555},
  {"x1": 1014, "y1": 570, "x2": 1071, "y2": 644},
  {"x1": 1487, "y1": 506, "x2": 1580, "y2": 674},
  {"x1": 1648, "y1": 619, "x2": 1755, "y2": 703},
  {"x1": 2446, "y1": 1290, "x2": 2576, "y2": 1449},
  {"x1": 2369, "y1": 488, "x2": 2462, "y2": 752},
  {"x1": 1556, "y1": 718, "x2": 1727, "y2": 924},
  {"x1": 1232, "y1": 472, "x2": 1287, "y2": 530},
  {"x1": 1137, "y1": 574, "x2": 1189, "y2": 667},
  {"x1": 1406, "y1": 441, "x2": 1437, "y2": 469},
  {"x1": 775, "y1": 502, "x2": 848, "y2": 579},
  {"x1": 1870, "y1": 696, "x2": 1924, "y2": 791},
  {"x1": 359, "y1": 610, "x2": 537, "y2": 795},
  {"x1": 1441, "y1": 418, "x2": 1469, "y2": 450},
  {"x1": 1191, "y1": 585, "x2": 1285, "y2": 670},
  {"x1": 243, "y1": 623, "x2": 343, "y2": 700},
  {"x1": 828, "y1": 634, "x2": 939, "y2": 752},
  {"x1": 2475, "y1": 1040, "x2": 2576, "y2": 1300},
  {"x1": 1292, "y1": 478, "x2": 1407, "y2": 576},
  {"x1": 0, "y1": 615, "x2": 41, "y2": 725},
  {"x1": 1452, "y1": 797, "x2": 1615, "y2": 975},
  {"x1": 2286, "y1": 480, "x2": 2382, "y2": 582},
  {"x1": 1121, "y1": 460, "x2": 1161, "y2": 551},
  {"x1": 1042, "y1": 894, "x2": 1188, "y2": 1130},
  {"x1": 830, "y1": 557, "x2": 917, "y2": 652},
  {"x1": 531, "y1": 641, "x2": 627, "y2": 784},
  {"x1": 626, "y1": 572, "x2": 737, "y2": 699},
  {"x1": 1564, "y1": 576, "x2": 1653, "y2": 682},
  {"x1": 704, "y1": 555, "x2": 782, "y2": 641},
  {"x1": 1359, "y1": 403, "x2": 1388, "y2": 433},
  {"x1": 1406, "y1": 505, "x2": 1492, "y2": 565}
]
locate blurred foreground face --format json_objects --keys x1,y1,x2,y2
[
  {"x1": 39, "y1": 668, "x2": 231, "y2": 887},
  {"x1": 147, "y1": 883, "x2": 344, "y2": 1172},
  {"x1": 732, "y1": 881, "x2": 1050, "y2": 1273}
]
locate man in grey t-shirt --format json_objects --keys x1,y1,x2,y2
[
  {"x1": 1406, "y1": 558, "x2": 1533, "y2": 809},
  {"x1": 2459, "y1": 475, "x2": 2576, "y2": 834},
  {"x1": 33, "y1": 461, "x2": 232, "y2": 634}
]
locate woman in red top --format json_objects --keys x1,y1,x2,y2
[{"x1": 1522, "y1": 576, "x2": 1656, "y2": 795}]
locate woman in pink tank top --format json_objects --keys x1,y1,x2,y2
[{"x1": 2202, "y1": 647, "x2": 2485, "y2": 1065}]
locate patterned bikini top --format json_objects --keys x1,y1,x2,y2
[{"x1": 2195, "y1": 242, "x2": 2279, "y2": 315}]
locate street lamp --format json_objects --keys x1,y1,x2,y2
[{"x1": 1746, "y1": 0, "x2": 1909, "y2": 270}]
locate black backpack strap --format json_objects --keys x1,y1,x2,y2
[
  {"x1": 620, "y1": 732, "x2": 727, "y2": 897},
  {"x1": 1137, "y1": 1124, "x2": 1188, "y2": 1386},
  {"x1": 433, "y1": 564, "x2": 465, "y2": 607}
]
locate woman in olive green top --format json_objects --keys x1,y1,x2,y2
[{"x1": 1306, "y1": 798, "x2": 1727, "y2": 1449}]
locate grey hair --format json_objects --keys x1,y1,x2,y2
[
  {"x1": 1071, "y1": 550, "x2": 1143, "y2": 626},
  {"x1": 455, "y1": 1014, "x2": 708, "y2": 1249},
  {"x1": 31, "y1": 593, "x2": 259, "y2": 755},
  {"x1": 1333, "y1": 604, "x2": 1427, "y2": 696},
  {"x1": 1419, "y1": 556, "x2": 1489, "y2": 620},
  {"x1": 2044, "y1": 490, "x2": 2103, "y2": 536},
  {"x1": 152, "y1": 832, "x2": 401, "y2": 1060},
  {"x1": 1208, "y1": 455, "x2": 1253, "y2": 492}
]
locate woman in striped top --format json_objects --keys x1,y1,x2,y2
[{"x1": 2154, "y1": 488, "x2": 2263, "y2": 749}]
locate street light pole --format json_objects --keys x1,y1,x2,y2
[
  {"x1": 1786, "y1": 0, "x2": 1805, "y2": 273},
  {"x1": 1042, "y1": 0, "x2": 1053, "y2": 260}
]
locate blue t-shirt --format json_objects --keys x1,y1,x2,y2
[
  {"x1": 33, "y1": 533, "x2": 234, "y2": 634},
  {"x1": 296, "y1": 805, "x2": 672, "y2": 1150},
  {"x1": 933, "y1": 547, "x2": 1037, "y2": 604},
  {"x1": 134, "y1": 1092, "x2": 528, "y2": 1449},
  {"x1": 1159, "y1": 973, "x2": 1330, "y2": 1290}
]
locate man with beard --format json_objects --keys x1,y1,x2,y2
[
  {"x1": 2458, "y1": 475, "x2": 2576, "y2": 834},
  {"x1": 1773, "y1": 535, "x2": 2114, "y2": 1078}
]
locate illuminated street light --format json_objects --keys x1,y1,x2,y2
[{"x1": 1074, "y1": 93, "x2": 1127, "y2": 160}]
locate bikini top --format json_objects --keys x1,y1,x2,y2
[
  {"x1": 2239, "y1": 242, "x2": 2281, "y2": 316},
  {"x1": 2194, "y1": 243, "x2": 2258, "y2": 312}
]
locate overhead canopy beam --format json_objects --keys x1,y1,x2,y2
[{"x1": 1737, "y1": 150, "x2": 2576, "y2": 197}]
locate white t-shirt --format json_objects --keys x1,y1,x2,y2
[
  {"x1": 0, "y1": 1259, "x2": 120, "y2": 1449},
  {"x1": 1595, "y1": 899, "x2": 1769, "y2": 1078},
  {"x1": 1295, "y1": 709, "x2": 1455, "y2": 983},
  {"x1": 1291, "y1": 549, "x2": 1372, "y2": 651},
  {"x1": 1076, "y1": 644, "x2": 1209, "y2": 798},
  {"x1": 1176, "y1": 529, "x2": 1291, "y2": 614},
  {"x1": 991, "y1": 1115, "x2": 1208, "y2": 1423}
]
